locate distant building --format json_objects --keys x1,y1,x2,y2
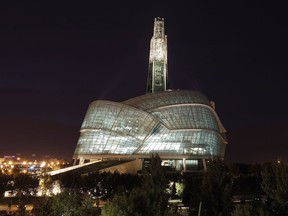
[{"x1": 73, "y1": 17, "x2": 227, "y2": 171}]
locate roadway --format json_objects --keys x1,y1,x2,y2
[{"x1": 0, "y1": 204, "x2": 33, "y2": 215}]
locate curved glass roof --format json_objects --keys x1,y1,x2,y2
[
  {"x1": 74, "y1": 91, "x2": 227, "y2": 160},
  {"x1": 123, "y1": 90, "x2": 212, "y2": 111},
  {"x1": 150, "y1": 105, "x2": 219, "y2": 131},
  {"x1": 81, "y1": 100, "x2": 159, "y2": 142}
]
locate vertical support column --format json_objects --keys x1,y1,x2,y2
[
  {"x1": 79, "y1": 157, "x2": 85, "y2": 165},
  {"x1": 73, "y1": 159, "x2": 77, "y2": 166},
  {"x1": 202, "y1": 158, "x2": 207, "y2": 171},
  {"x1": 183, "y1": 158, "x2": 186, "y2": 172}
]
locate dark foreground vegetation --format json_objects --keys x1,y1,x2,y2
[{"x1": 1, "y1": 155, "x2": 288, "y2": 215}]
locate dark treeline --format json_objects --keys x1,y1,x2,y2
[{"x1": 1, "y1": 156, "x2": 288, "y2": 215}]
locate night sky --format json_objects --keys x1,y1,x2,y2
[{"x1": 1, "y1": 2, "x2": 287, "y2": 163}]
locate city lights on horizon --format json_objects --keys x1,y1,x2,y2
[{"x1": 0, "y1": 156, "x2": 70, "y2": 175}]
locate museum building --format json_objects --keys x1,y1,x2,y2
[{"x1": 73, "y1": 17, "x2": 227, "y2": 171}]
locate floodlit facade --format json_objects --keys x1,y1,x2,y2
[{"x1": 73, "y1": 17, "x2": 227, "y2": 171}]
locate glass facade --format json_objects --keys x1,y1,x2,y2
[
  {"x1": 73, "y1": 18, "x2": 227, "y2": 166},
  {"x1": 73, "y1": 90, "x2": 227, "y2": 161}
]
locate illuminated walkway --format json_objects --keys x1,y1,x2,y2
[{"x1": 47, "y1": 160, "x2": 101, "y2": 176}]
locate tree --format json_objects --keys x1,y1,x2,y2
[
  {"x1": 231, "y1": 205, "x2": 251, "y2": 216},
  {"x1": 261, "y1": 162, "x2": 288, "y2": 215},
  {"x1": 50, "y1": 190, "x2": 81, "y2": 216},
  {"x1": 102, "y1": 193, "x2": 129, "y2": 216},
  {"x1": 56, "y1": 171, "x2": 84, "y2": 189},
  {"x1": 141, "y1": 154, "x2": 169, "y2": 216},
  {"x1": 32, "y1": 190, "x2": 97, "y2": 216},
  {"x1": 200, "y1": 159, "x2": 233, "y2": 216},
  {"x1": 32, "y1": 197, "x2": 52, "y2": 216},
  {"x1": 232, "y1": 174, "x2": 263, "y2": 196},
  {"x1": 102, "y1": 187, "x2": 167, "y2": 216},
  {"x1": 14, "y1": 173, "x2": 38, "y2": 196},
  {"x1": 231, "y1": 202, "x2": 269, "y2": 216},
  {"x1": 182, "y1": 172, "x2": 202, "y2": 215},
  {"x1": 0, "y1": 173, "x2": 11, "y2": 198},
  {"x1": 102, "y1": 154, "x2": 169, "y2": 216},
  {"x1": 79, "y1": 194, "x2": 96, "y2": 216},
  {"x1": 102, "y1": 172, "x2": 133, "y2": 198},
  {"x1": 39, "y1": 174, "x2": 52, "y2": 196}
]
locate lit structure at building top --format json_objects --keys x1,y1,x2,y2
[{"x1": 147, "y1": 17, "x2": 168, "y2": 94}]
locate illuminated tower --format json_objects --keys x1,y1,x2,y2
[{"x1": 147, "y1": 17, "x2": 168, "y2": 94}]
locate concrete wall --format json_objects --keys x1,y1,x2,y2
[{"x1": 100, "y1": 159, "x2": 142, "y2": 175}]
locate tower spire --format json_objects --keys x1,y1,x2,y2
[{"x1": 146, "y1": 17, "x2": 168, "y2": 94}]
